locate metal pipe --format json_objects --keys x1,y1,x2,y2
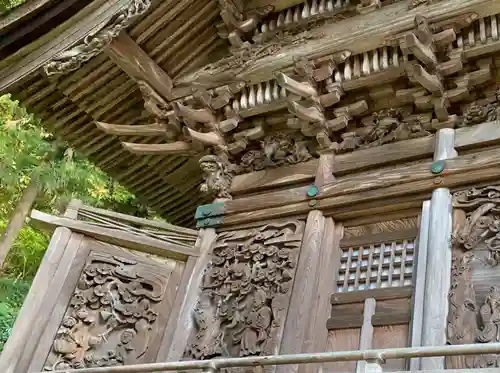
[{"x1": 34, "y1": 342, "x2": 500, "y2": 373}]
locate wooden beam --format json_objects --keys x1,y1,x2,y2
[
  {"x1": 95, "y1": 121, "x2": 167, "y2": 136},
  {"x1": 231, "y1": 120, "x2": 500, "y2": 195},
  {"x1": 122, "y1": 141, "x2": 194, "y2": 155},
  {"x1": 105, "y1": 32, "x2": 174, "y2": 100},
  {"x1": 245, "y1": 0, "x2": 304, "y2": 12},
  {"x1": 30, "y1": 209, "x2": 198, "y2": 260},
  {"x1": 0, "y1": 0, "x2": 131, "y2": 92},
  {"x1": 175, "y1": 0, "x2": 500, "y2": 90},
  {"x1": 222, "y1": 147, "x2": 500, "y2": 226}
]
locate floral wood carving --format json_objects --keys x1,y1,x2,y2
[
  {"x1": 452, "y1": 185, "x2": 500, "y2": 265},
  {"x1": 184, "y1": 221, "x2": 304, "y2": 361},
  {"x1": 199, "y1": 154, "x2": 234, "y2": 200},
  {"x1": 354, "y1": 109, "x2": 431, "y2": 150},
  {"x1": 235, "y1": 132, "x2": 312, "y2": 174},
  {"x1": 43, "y1": 0, "x2": 151, "y2": 76},
  {"x1": 43, "y1": 252, "x2": 167, "y2": 371},
  {"x1": 446, "y1": 185, "x2": 500, "y2": 368},
  {"x1": 461, "y1": 90, "x2": 500, "y2": 127}
]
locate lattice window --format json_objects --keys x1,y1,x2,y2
[{"x1": 336, "y1": 239, "x2": 415, "y2": 292}]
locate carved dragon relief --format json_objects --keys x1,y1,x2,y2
[
  {"x1": 447, "y1": 186, "x2": 500, "y2": 368},
  {"x1": 184, "y1": 221, "x2": 304, "y2": 365},
  {"x1": 43, "y1": 252, "x2": 168, "y2": 371},
  {"x1": 43, "y1": 0, "x2": 151, "y2": 76}
]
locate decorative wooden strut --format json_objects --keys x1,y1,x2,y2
[
  {"x1": 43, "y1": 0, "x2": 151, "y2": 75},
  {"x1": 184, "y1": 220, "x2": 304, "y2": 362},
  {"x1": 43, "y1": 252, "x2": 170, "y2": 370},
  {"x1": 447, "y1": 185, "x2": 500, "y2": 368}
]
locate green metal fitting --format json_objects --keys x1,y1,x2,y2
[
  {"x1": 195, "y1": 202, "x2": 225, "y2": 228},
  {"x1": 306, "y1": 184, "x2": 320, "y2": 198},
  {"x1": 431, "y1": 160, "x2": 445, "y2": 174}
]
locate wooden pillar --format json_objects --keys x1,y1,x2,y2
[
  {"x1": 409, "y1": 200, "x2": 430, "y2": 371},
  {"x1": 420, "y1": 128, "x2": 456, "y2": 370},
  {"x1": 278, "y1": 153, "x2": 343, "y2": 373},
  {"x1": 162, "y1": 228, "x2": 217, "y2": 361}
]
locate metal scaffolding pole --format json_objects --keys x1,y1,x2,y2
[{"x1": 33, "y1": 342, "x2": 500, "y2": 373}]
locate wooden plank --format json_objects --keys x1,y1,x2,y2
[
  {"x1": 226, "y1": 146, "x2": 500, "y2": 216},
  {"x1": 155, "y1": 255, "x2": 196, "y2": 362},
  {"x1": 331, "y1": 286, "x2": 413, "y2": 305},
  {"x1": 21, "y1": 232, "x2": 86, "y2": 373},
  {"x1": 106, "y1": 33, "x2": 174, "y2": 100},
  {"x1": 410, "y1": 201, "x2": 431, "y2": 371},
  {"x1": 325, "y1": 328, "x2": 360, "y2": 373},
  {"x1": 373, "y1": 324, "x2": 409, "y2": 371},
  {"x1": 175, "y1": 0, "x2": 500, "y2": 89},
  {"x1": 231, "y1": 160, "x2": 318, "y2": 195},
  {"x1": 223, "y1": 151, "x2": 500, "y2": 227},
  {"x1": 278, "y1": 211, "x2": 325, "y2": 373},
  {"x1": 0, "y1": 226, "x2": 72, "y2": 373},
  {"x1": 299, "y1": 218, "x2": 343, "y2": 373},
  {"x1": 230, "y1": 121, "x2": 500, "y2": 197},
  {"x1": 340, "y1": 228, "x2": 418, "y2": 248},
  {"x1": 356, "y1": 298, "x2": 376, "y2": 373},
  {"x1": 454, "y1": 120, "x2": 500, "y2": 149},
  {"x1": 166, "y1": 228, "x2": 217, "y2": 361},
  {"x1": 327, "y1": 298, "x2": 411, "y2": 330},
  {"x1": 0, "y1": 0, "x2": 132, "y2": 92},
  {"x1": 245, "y1": 0, "x2": 304, "y2": 12},
  {"x1": 30, "y1": 210, "x2": 198, "y2": 260}
]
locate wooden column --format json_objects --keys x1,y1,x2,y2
[
  {"x1": 409, "y1": 200, "x2": 430, "y2": 371},
  {"x1": 163, "y1": 228, "x2": 217, "y2": 361},
  {"x1": 0, "y1": 200, "x2": 81, "y2": 373},
  {"x1": 356, "y1": 298, "x2": 378, "y2": 373},
  {"x1": 278, "y1": 153, "x2": 342, "y2": 373},
  {"x1": 420, "y1": 128, "x2": 456, "y2": 370}
]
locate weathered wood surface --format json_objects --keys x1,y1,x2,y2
[
  {"x1": 279, "y1": 211, "x2": 325, "y2": 373},
  {"x1": 21, "y1": 232, "x2": 86, "y2": 373},
  {"x1": 421, "y1": 129, "x2": 456, "y2": 370},
  {"x1": 165, "y1": 228, "x2": 216, "y2": 361},
  {"x1": 0, "y1": 0, "x2": 132, "y2": 92},
  {"x1": 410, "y1": 202, "x2": 430, "y2": 371},
  {"x1": 106, "y1": 33, "x2": 174, "y2": 100},
  {"x1": 176, "y1": 0, "x2": 500, "y2": 88},
  {"x1": 230, "y1": 121, "x2": 500, "y2": 196},
  {"x1": 224, "y1": 146, "x2": 500, "y2": 224},
  {"x1": 30, "y1": 210, "x2": 198, "y2": 260}
]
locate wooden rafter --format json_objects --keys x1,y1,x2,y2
[{"x1": 105, "y1": 32, "x2": 174, "y2": 100}]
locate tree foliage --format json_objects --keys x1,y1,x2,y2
[{"x1": 0, "y1": 93, "x2": 149, "y2": 350}]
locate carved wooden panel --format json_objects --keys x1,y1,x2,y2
[
  {"x1": 42, "y1": 245, "x2": 178, "y2": 371},
  {"x1": 183, "y1": 221, "x2": 304, "y2": 361},
  {"x1": 448, "y1": 185, "x2": 500, "y2": 368}
]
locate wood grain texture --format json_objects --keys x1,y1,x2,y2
[
  {"x1": 344, "y1": 218, "x2": 419, "y2": 239},
  {"x1": 0, "y1": 0, "x2": 131, "y2": 91},
  {"x1": 225, "y1": 147, "x2": 500, "y2": 216},
  {"x1": 299, "y1": 218, "x2": 343, "y2": 373},
  {"x1": 373, "y1": 324, "x2": 409, "y2": 371},
  {"x1": 30, "y1": 210, "x2": 198, "y2": 260},
  {"x1": 166, "y1": 228, "x2": 216, "y2": 361},
  {"x1": 24, "y1": 232, "x2": 86, "y2": 373},
  {"x1": 340, "y1": 228, "x2": 418, "y2": 248},
  {"x1": 278, "y1": 211, "x2": 324, "y2": 373},
  {"x1": 106, "y1": 33, "x2": 174, "y2": 100},
  {"x1": 410, "y1": 201, "x2": 431, "y2": 371},
  {"x1": 0, "y1": 227, "x2": 72, "y2": 373},
  {"x1": 421, "y1": 189, "x2": 453, "y2": 370},
  {"x1": 325, "y1": 328, "x2": 360, "y2": 372},
  {"x1": 176, "y1": 0, "x2": 500, "y2": 88}
]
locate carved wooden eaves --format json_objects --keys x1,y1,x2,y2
[{"x1": 43, "y1": 0, "x2": 152, "y2": 76}]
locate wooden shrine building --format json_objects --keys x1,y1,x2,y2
[{"x1": 2, "y1": 0, "x2": 500, "y2": 372}]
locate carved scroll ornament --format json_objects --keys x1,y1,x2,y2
[
  {"x1": 43, "y1": 0, "x2": 151, "y2": 76},
  {"x1": 184, "y1": 221, "x2": 304, "y2": 361},
  {"x1": 447, "y1": 185, "x2": 500, "y2": 368},
  {"x1": 43, "y1": 252, "x2": 167, "y2": 371},
  {"x1": 452, "y1": 185, "x2": 500, "y2": 265},
  {"x1": 235, "y1": 132, "x2": 313, "y2": 174}
]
